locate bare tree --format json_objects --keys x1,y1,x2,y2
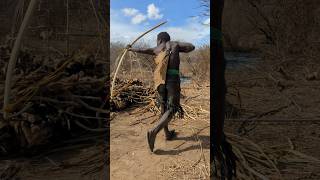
[
  {"x1": 200, "y1": 0, "x2": 210, "y2": 17},
  {"x1": 245, "y1": 0, "x2": 319, "y2": 57}
]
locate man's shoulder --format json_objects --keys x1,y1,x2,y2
[
  {"x1": 169, "y1": 41, "x2": 179, "y2": 44},
  {"x1": 168, "y1": 41, "x2": 179, "y2": 47}
]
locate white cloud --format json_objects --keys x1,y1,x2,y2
[
  {"x1": 121, "y1": 4, "x2": 164, "y2": 25},
  {"x1": 204, "y1": 18, "x2": 210, "y2": 25},
  {"x1": 122, "y1": 8, "x2": 139, "y2": 17},
  {"x1": 131, "y1": 13, "x2": 147, "y2": 24},
  {"x1": 111, "y1": 11, "x2": 209, "y2": 47},
  {"x1": 111, "y1": 19, "x2": 140, "y2": 43},
  {"x1": 160, "y1": 17, "x2": 209, "y2": 44},
  {"x1": 121, "y1": 7, "x2": 148, "y2": 25},
  {"x1": 147, "y1": 4, "x2": 163, "y2": 20}
]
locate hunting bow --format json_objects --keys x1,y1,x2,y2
[
  {"x1": 3, "y1": 0, "x2": 38, "y2": 119},
  {"x1": 110, "y1": 21, "x2": 167, "y2": 98}
]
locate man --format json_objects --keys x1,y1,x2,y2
[{"x1": 128, "y1": 32, "x2": 195, "y2": 152}]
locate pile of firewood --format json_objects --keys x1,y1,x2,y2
[
  {"x1": 0, "y1": 44, "x2": 107, "y2": 156},
  {"x1": 110, "y1": 78, "x2": 155, "y2": 111}
]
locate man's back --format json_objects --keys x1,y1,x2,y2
[{"x1": 153, "y1": 41, "x2": 195, "y2": 70}]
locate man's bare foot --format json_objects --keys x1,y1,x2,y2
[
  {"x1": 147, "y1": 130, "x2": 155, "y2": 152},
  {"x1": 165, "y1": 130, "x2": 177, "y2": 140}
]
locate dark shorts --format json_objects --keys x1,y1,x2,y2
[{"x1": 157, "y1": 75, "x2": 183, "y2": 117}]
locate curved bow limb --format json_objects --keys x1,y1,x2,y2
[{"x1": 110, "y1": 21, "x2": 167, "y2": 98}]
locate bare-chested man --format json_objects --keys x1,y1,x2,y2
[{"x1": 128, "y1": 32, "x2": 195, "y2": 152}]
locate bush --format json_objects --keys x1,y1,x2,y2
[{"x1": 111, "y1": 42, "x2": 210, "y2": 83}]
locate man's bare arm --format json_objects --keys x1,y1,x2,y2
[
  {"x1": 175, "y1": 42, "x2": 195, "y2": 53},
  {"x1": 128, "y1": 47, "x2": 155, "y2": 55}
]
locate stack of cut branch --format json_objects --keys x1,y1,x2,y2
[
  {"x1": 211, "y1": 133, "x2": 320, "y2": 179},
  {"x1": 0, "y1": 44, "x2": 107, "y2": 156},
  {"x1": 110, "y1": 78, "x2": 155, "y2": 111}
]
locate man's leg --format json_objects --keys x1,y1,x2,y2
[
  {"x1": 164, "y1": 123, "x2": 175, "y2": 140},
  {"x1": 163, "y1": 100, "x2": 175, "y2": 140},
  {"x1": 147, "y1": 84, "x2": 172, "y2": 152},
  {"x1": 157, "y1": 84, "x2": 175, "y2": 140},
  {"x1": 162, "y1": 103, "x2": 176, "y2": 140},
  {"x1": 157, "y1": 84, "x2": 167, "y2": 115},
  {"x1": 147, "y1": 82, "x2": 180, "y2": 152},
  {"x1": 147, "y1": 109, "x2": 174, "y2": 152},
  {"x1": 163, "y1": 80, "x2": 181, "y2": 140}
]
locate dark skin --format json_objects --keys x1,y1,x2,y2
[
  {"x1": 128, "y1": 39, "x2": 195, "y2": 69},
  {"x1": 128, "y1": 38, "x2": 195, "y2": 145}
]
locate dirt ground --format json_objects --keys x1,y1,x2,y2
[
  {"x1": 0, "y1": 61, "x2": 319, "y2": 179},
  {"x1": 225, "y1": 66, "x2": 320, "y2": 179},
  {"x1": 110, "y1": 81, "x2": 210, "y2": 180},
  {"x1": 1, "y1": 51, "x2": 319, "y2": 180},
  {"x1": 110, "y1": 54, "x2": 320, "y2": 180},
  {"x1": 0, "y1": 133, "x2": 106, "y2": 180}
]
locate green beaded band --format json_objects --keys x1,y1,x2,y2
[{"x1": 167, "y1": 69, "x2": 179, "y2": 75}]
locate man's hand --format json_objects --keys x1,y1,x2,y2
[{"x1": 165, "y1": 41, "x2": 172, "y2": 55}]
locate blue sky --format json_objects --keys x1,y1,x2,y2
[{"x1": 110, "y1": 0, "x2": 210, "y2": 47}]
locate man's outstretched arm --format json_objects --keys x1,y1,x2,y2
[
  {"x1": 128, "y1": 46, "x2": 155, "y2": 55},
  {"x1": 176, "y1": 42, "x2": 195, "y2": 53}
]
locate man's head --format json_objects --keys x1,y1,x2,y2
[{"x1": 157, "y1": 32, "x2": 170, "y2": 45}]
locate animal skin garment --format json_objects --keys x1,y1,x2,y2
[{"x1": 153, "y1": 50, "x2": 170, "y2": 90}]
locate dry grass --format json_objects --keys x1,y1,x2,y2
[
  {"x1": 212, "y1": 132, "x2": 320, "y2": 180},
  {"x1": 110, "y1": 42, "x2": 210, "y2": 86},
  {"x1": 180, "y1": 45, "x2": 210, "y2": 82},
  {"x1": 160, "y1": 157, "x2": 210, "y2": 180},
  {"x1": 110, "y1": 74, "x2": 320, "y2": 179}
]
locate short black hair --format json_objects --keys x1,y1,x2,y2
[{"x1": 157, "y1": 32, "x2": 170, "y2": 42}]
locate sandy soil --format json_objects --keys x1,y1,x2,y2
[
  {"x1": 0, "y1": 46, "x2": 319, "y2": 179},
  {"x1": 0, "y1": 134, "x2": 106, "y2": 180},
  {"x1": 109, "y1": 59, "x2": 320, "y2": 179},
  {"x1": 1, "y1": 65, "x2": 319, "y2": 179},
  {"x1": 110, "y1": 81, "x2": 210, "y2": 180},
  {"x1": 225, "y1": 66, "x2": 320, "y2": 179}
]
